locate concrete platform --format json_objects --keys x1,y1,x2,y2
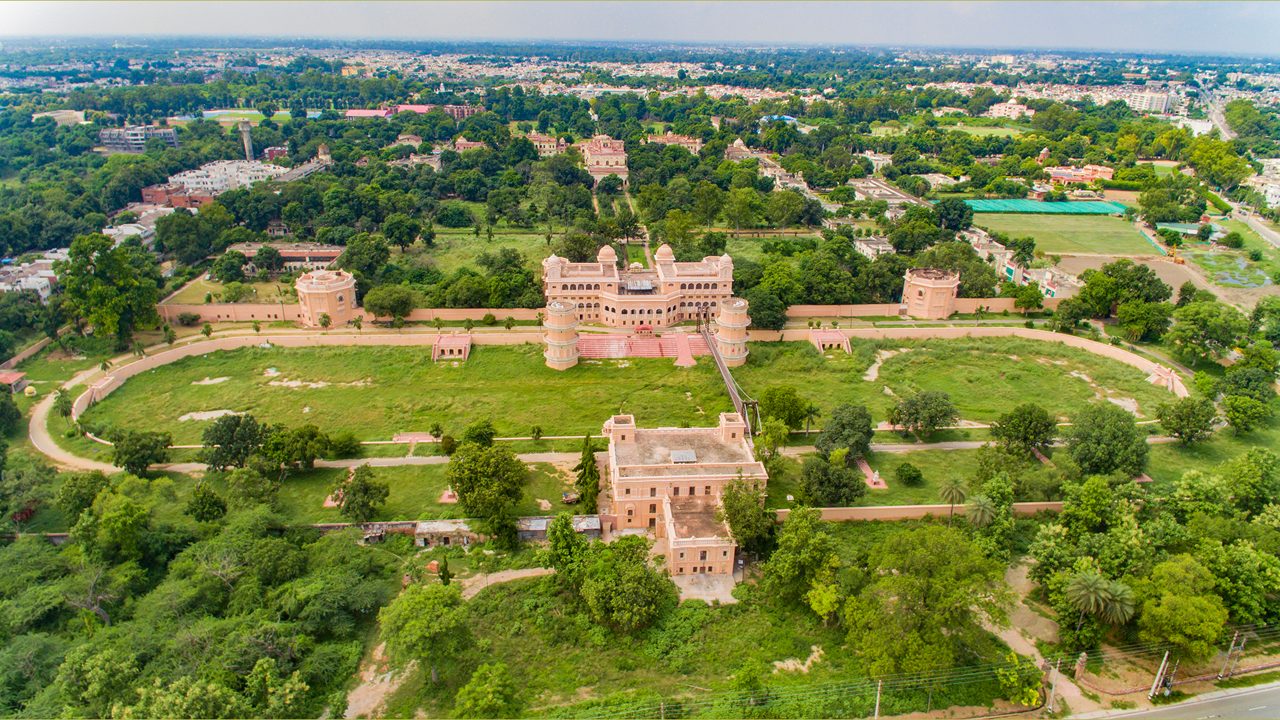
[{"x1": 672, "y1": 573, "x2": 738, "y2": 604}]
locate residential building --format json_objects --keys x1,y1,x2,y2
[
  {"x1": 601, "y1": 412, "x2": 768, "y2": 576},
  {"x1": 0, "y1": 249, "x2": 68, "y2": 302},
  {"x1": 227, "y1": 242, "x2": 344, "y2": 272},
  {"x1": 541, "y1": 243, "x2": 733, "y2": 328},
  {"x1": 648, "y1": 131, "x2": 703, "y2": 154},
  {"x1": 577, "y1": 134, "x2": 629, "y2": 184},
  {"x1": 140, "y1": 183, "x2": 214, "y2": 209},
  {"x1": 525, "y1": 132, "x2": 568, "y2": 157},
  {"x1": 262, "y1": 146, "x2": 288, "y2": 160},
  {"x1": 985, "y1": 101, "x2": 1035, "y2": 119},
  {"x1": 162, "y1": 160, "x2": 288, "y2": 196},
  {"x1": 853, "y1": 236, "x2": 896, "y2": 260},
  {"x1": 1128, "y1": 92, "x2": 1172, "y2": 114},
  {"x1": 99, "y1": 125, "x2": 179, "y2": 153},
  {"x1": 453, "y1": 138, "x2": 487, "y2": 153}
]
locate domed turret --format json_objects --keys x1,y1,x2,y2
[
  {"x1": 597, "y1": 244, "x2": 617, "y2": 264},
  {"x1": 655, "y1": 244, "x2": 675, "y2": 262}
]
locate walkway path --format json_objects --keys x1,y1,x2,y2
[{"x1": 459, "y1": 567, "x2": 555, "y2": 599}]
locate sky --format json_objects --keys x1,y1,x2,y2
[{"x1": 1, "y1": 2, "x2": 1278, "y2": 57}]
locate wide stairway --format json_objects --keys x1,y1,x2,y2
[{"x1": 577, "y1": 333, "x2": 709, "y2": 360}]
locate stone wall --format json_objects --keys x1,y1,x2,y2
[
  {"x1": 775, "y1": 501, "x2": 1063, "y2": 522},
  {"x1": 785, "y1": 297, "x2": 1060, "y2": 319},
  {"x1": 158, "y1": 304, "x2": 545, "y2": 326}
]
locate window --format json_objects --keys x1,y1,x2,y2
[
  {"x1": 679, "y1": 552, "x2": 685, "y2": 559},
  {"x1": 649, "y1": 504, "x2": 657, "y2": 513},
  {"x1": 689, "y1": 486, "x2": 695, "y2": 496},
  {"x1": 699, "y1": 550, "x2": 707, "y2": 561},
  {"x1": 723, "y1": 550, "x2": 729, "y2": 557},
  {"x1": 673, "y1": 487, "x2": 680, "y2": 496},
  {"x1": 705, "y1": 485, "x2": 711, "y2": 495},
  {"x1": 649, "y1": 487, "x2": 656, "y2": 497}
]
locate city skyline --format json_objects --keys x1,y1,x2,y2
[{"x1": 2, "y1": 1, "x2": 1279, "y2": 57}]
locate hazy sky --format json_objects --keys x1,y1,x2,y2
[{"x1": 2, "y1": 2, "x2": 1278, "y2": 57}]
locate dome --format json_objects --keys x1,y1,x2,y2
[
  {"x1": 596, "y1": 245, "x2": 617, "y2": 263},
  {"x1": 655, "y1": 244, "x2": 675, "y2": 261},
  {"x1": 720, "y1": 252, "x2": 734, "y2": 266}
]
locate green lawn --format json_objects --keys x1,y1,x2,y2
[
  {"x1": 80, "y1": 344, "x2": 732, "y2": 443},
  {"x1": 166, "y1": 278, "x2": 297, "y2": 304},
  {"x1": 1145, "y1": 412, "x2": 1280, "y2": 487},
  {"x1": 79, "y1": 339, "x2": 1178, "y2": 445},
  {"x1": 734, "y1": 339, "x2": 1174, "y2": 426},
  {"x1": 975, "y1": 214, "x2": 1156, "y2": 255},
  {"x1": 407, "y1": 230, "x2": 551, "y2": 274}
]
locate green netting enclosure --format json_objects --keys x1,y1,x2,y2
[{"x1": 961, "y1": 199, "x2": 1129, "y2": 214}]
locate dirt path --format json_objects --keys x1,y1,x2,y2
[
  {"x1": 992, "y1": 563, "x2": 1101, "y2": 715},
  {"x1": 344, "y1": 642, "x2": 405, "y2": 719},
  {"x1": 28, "y1": 392, "x2": 118, "y2": 473},
  {"x1": 460, "y1": 567, "x2": 555, "y2": 599}
]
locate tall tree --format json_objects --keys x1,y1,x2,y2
[
  {"x1": 55, "y1": 235, "x2": 162, "y2": 348},
  {"x1": 378, "y1": 584, "x2": 470, "y2": 684}
]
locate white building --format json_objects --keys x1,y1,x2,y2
[
  {"x1": 1127, "y1": 92, "x2": 1172, "y2": 114},
  {"x1": 0, "y1": 249, "x2": 69, "y2": 302},
  {"x1": 166, "y1": 160, "x2": 288, "y2": 196},
  {"x1": 853, "y1": 236, "x2": 896, "y2": 260}
]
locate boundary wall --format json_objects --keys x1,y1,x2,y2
[
  {"x1": 158, "y1": 303, "x2": 544, "y2": 325},
  {"x1": 786, "y1": 297, "x2": 1061, "y2": 318},
  {"x1": 71, "y1": 331, "x2": 539, "y2": 420},
  {"x1": 775, "y1": 501, "x2": 1063, "y2": 522}
]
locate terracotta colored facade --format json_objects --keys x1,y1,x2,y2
[
  {"x1": 902, "y1": 268, "x2": 961, "y2": 320},
  {"x1": 526, "y1": 132, "x2": 568, "y2": 157},
  {"x1": 577, "y1": 134, "x2": 629, "y2": 184},
  {"x1": 542, "y1": 244, "x2": 734, "y2": 328},
  {"x1": 602, "y1": 413, "x2": 767, "y2": 576},
  {"x1": 648, "y1": 131, "x2": 704, "y2": 154},
  {"x1": 295, "y1": 269, "x2": 358, "y2": 327}
]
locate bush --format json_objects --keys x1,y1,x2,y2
[
  {"x1": 327, "y1": 432, "x2": 362, "y2": 459},
  {"x1": 436, "y1": 202, "x2": 475, "y2": 228},
  {"x1": 1248, "y1": 249, "x2": 1263, "y2": 262},
  {"x1": 482, "y1": 313, "x2": 497, "y2": 325},
  {"x1": 895, "y1": 462, "x2": 924, "y2": 487},
  {"x1": 440, "y1": 435, "x2": 457, "y2": 455},
  {"x1": 176, "y1": 312, "x2": 201, "y2": 327}
]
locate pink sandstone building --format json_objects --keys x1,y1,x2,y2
[
  {"x1": 526, "y1": 132, "x2": 568, "y2": 157},
  {"x1": 541, "y1": 243, "x2": 734, "y2": 328},
  {"x1": 295, "y1": 269, "x2": 358, "y2": 327},
  {"x1": 602, "y1": 412, "x2": 767, "y2": 576},
  {"x1": 576, "y1": 134, "x2": 629, "y2": 184},
  {"x1": 902, "y1": 268, "x2": 961, "y2": 320},
  {"x1": 648, "y1": 131, "x2": 704, "y2": 154}
]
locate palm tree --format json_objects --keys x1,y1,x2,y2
[
  {"x1": 967, "y1": 495, "x2": 996, "y2": 528},
  {"x1": 1099, "y1": 580, "x2": 1137, "y2": 627},
  {"x1": 940, "y1": 478, "x2": 967, "y2": 525},
  {"x1": 1066, "y1": 569, "x2": 1110, "y2": 630},
  {"x1": 802, "y1": 404, "x2": 821, "y2": 434}
]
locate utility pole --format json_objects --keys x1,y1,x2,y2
[
  {"x1": 1226, "y1": 636, "x2": 1248, "y2": 678},
  {"x1": 1149, "y1": 651, "x2": 1170, "y2": 699},
  {"x1": 874, "y1": 680, "x2": 882, "y2": 720},
  {"x1": 1219, "y1": 632, "x2": 1240, "y2": 679},
  {"x1": 1046, "y1": 658, "x2": 1062, "y2": 712}
]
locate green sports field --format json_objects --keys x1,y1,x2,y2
[{"x1": 976, "y1": 213, "x2": 1157, "y2": 255}]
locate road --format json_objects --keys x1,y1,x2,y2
[
  {"x1": 1081, "y1": 681, "x2": 1280, "y2": 719},
  {"x1": 1205, "y1": 94, "x2": 1237, "y2": 140}
]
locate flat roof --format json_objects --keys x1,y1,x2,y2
[{"x1": 669, "y1": 500, "x2": 730, "y2": 539}]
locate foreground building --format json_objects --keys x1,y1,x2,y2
[
  {"x1": 602, "y1": 412, "x2": 767, "y2": 576},
  {"x1": 541, "y1": 243, "x2": 734, "y2": 328}
]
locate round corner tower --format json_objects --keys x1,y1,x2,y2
[
  {"x1": 543, "y1": 300, "x2": 580, "y2": 371},
  {"x1": 295, "y1": 269, "x2": 358, "y2": 327},
  {"x1": 902, "y1": 268, "x2": 960, "y2": 320},
  {"x1": 715, "y1": 297, "x2": 750, "y2": 367}
]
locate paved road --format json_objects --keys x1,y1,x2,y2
[{"x1": 1078, "y1": 681, "x2": 1280, "y2": 719}]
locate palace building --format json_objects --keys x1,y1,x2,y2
[
  {"x1": 541, "y1": 243, "x2": 734, "y2": 328},
  {"x1": 602, "y1": 412, "x2": 767, "y2": 576},
  {"x1": 577, "y1": 134, "x2": 629, "y2": 184}
]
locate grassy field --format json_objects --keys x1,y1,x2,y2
[
  {"x1": 975, "y1": 214, "x2": 1155, "y2": 255},
  {"x1": 166, "y1": 278, "x2": 297, "y2": 304},
  {"x1": 1145, "y1": 413, "x2": 1280, "y2": 487},
  {"x1": 79, "y1": 338, "x2": 1178, "y2": 445},
  {"x1": 409, "y1": 229, "x2": 551, "y2": 274},
  {"x1": 80, "y1": 344, "x2": 732, "y2": 443},
  {"x1": 734, "y1": 339, "x2": 1173, "y2": 425}
]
